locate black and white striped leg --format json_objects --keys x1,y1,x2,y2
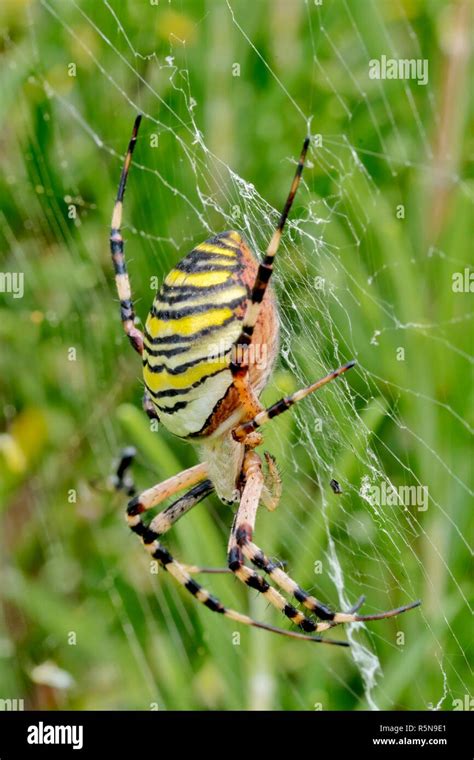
[
  {"x1": 112, "y1": 446, "x2": 138, "y2": 497},
  {"x1": 127, "y1": 480, "x2": 348, "y2": 645},
  {"x1": 127, "y1": 462, "x2": 209, "y2": 515},
  {"x1": 243, "y1": 540, "x2": 420, "y2": 625},
  {"x1": 227, "y1": 451, "x2": 349, "y2": 639},
  {"x1": 230, "y1": 136, "x2": 309, "y2": 378},
  {"x1": 110, "y1": 114, "x2": 144, "y2": 355},
  {"x1": 233, "y1": 361, "x2": 356, "y2": 443},
  {"x1": 115, "y1": 452, "x2": 227, "y2": 575},
  {"x1": 229, "y1": 452, "x2": 421, "y2": 630}
]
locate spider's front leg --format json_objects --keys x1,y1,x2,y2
[{"x1": 109, "y1": 114, "x2": 145, "y2": 355}]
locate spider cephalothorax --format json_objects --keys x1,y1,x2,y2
[{"x1": 109, "y1": 115, "x2": 420, "y2": 644}]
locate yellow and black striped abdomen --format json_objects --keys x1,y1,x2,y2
[{"x1": 143, "y1": 231, "x2": 249, "y2": 438}]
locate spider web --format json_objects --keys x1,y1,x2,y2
[{"x1": 2, "y1": 0, "x2": 472, "y2": 711}]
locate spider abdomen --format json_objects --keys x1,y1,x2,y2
[{"x1": 143, "y1": 230, "x2": 278, "y2": 439}]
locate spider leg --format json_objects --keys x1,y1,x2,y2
[
  {"x1": 127, "y1": 475, "x2": 348, "y2": 646},
  {"x1": 242, "y1": 538, "x2": 421, "y2": 624},
  {"x1": 233, "y1": 360, "x2": 356, "y2": 442},
  {"x1": 112, "y1": 446, "x2": 139, "y2": 496},
  {"x1": 228, "y1": 451, "x2": 347, "y2": 637},
  {"x1": 114, "y1": 451, "x2": 228, "y2": 575},
  {"x1": 230, "y1": 452, "x2": 420, "y2": 629},
  {"x1": 127, "y1": 461, "x2": 209, "y2": 514},
  {"x1": 230, "y1": 137, "x2": 309, "y2": 380},
  {"x1": 110, "y1": 114, "x2": 144, "y2": 355},
  {"x1": 138, "y1": 479, "x2": 232, "y2": 578}
]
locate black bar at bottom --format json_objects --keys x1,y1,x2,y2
[{"x1": 0, "y1": 709, "x2": 470, "y2": 756}]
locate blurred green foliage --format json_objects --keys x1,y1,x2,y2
[{"x1": 0, "y1": 0, "x2": 472, "y2": 711}]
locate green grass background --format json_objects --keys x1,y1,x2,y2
[{"x1": 0, "y1": 0, "x2": 472, "y2": 711}]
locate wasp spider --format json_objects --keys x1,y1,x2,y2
[{"x1": 109, "y1": 115, "x2": 420, "y2": 645}]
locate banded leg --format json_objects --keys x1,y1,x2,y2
[
  {"x1": 229, "y1": 452, "x2": 421, "y2": 630},
  {"x1": 127, "y1": 485, "x2": 347, "y2": 646},
  {"x1": 127, "y1": 461, "x2": 209, "y2": 514},
  {"x1": 230, "y1": 137, "x2": 310, "y2": 377},
  {"x1": 131, "y1": 524, "x2": 348, "y2": 644},
  {"x1": 143, "y1": 480, "x2": 231, "y2": 576},
  {"x1": 233, "y1": 360, "x2": 356, "y2": 443},
  {"x1": 115, "y1": 449, "x2": 229, "y2": 575},
  {"x1": 112, "y1": 446, "x2": 138, "y2": 496},
  {"x1": 110, "y1": 114, "x2": 144, "y2": 355},
  {"x1": 227, "y1": 451, "x2": 347, "y2": 637},
  {"x1": 243, "y1": 539, "x2": 421, "y2": 625}
]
